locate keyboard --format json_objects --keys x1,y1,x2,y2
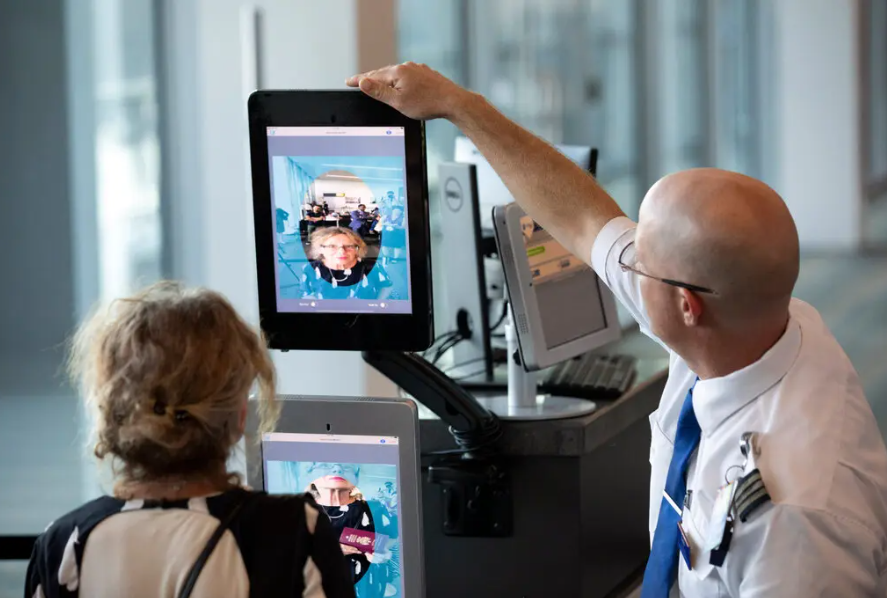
[
  {"x1": 539, "y1": 353, "x2": 637, "y2": 401},
  {"x1": 459, "y1": 353, "x2": 637, "y2": 401}
]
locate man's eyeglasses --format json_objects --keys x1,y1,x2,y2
[
  {"x1": 321, "y1": 244, "x2": 359, "y2": 251},
  {"x1": 618, "y1": 242, "x2": 717, "y2": 295}
]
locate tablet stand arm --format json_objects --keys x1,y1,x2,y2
[
  {"x1": 361, "y1": 350, "x2": 501, "y2": 456},
  {"x1": 362, "y1": 350, "x2": 512, "y2": 537}
]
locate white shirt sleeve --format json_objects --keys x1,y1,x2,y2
[
  {"x1": 590, "y1": 216, "x2": 665, "y2": 349},
  {"x1": 722, "y1": 503, "x2": 886, "y2": 597}
]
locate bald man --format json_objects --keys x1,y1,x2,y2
[{"x1": 348, "y1": 63, "x2": 887, "y2": 597}]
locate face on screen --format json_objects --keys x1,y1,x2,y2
[
  {"x1": 268, "y1": 127, "x2": 411, "y2": 315},
  {"x1": 264, "y1": 434, "x2": 403, "y2": 598}
]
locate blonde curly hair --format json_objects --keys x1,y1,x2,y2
[{"x1": 68, "y1": 281, "x2": 279, "y2": 487}]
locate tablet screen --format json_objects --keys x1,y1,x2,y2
[
  {"x1": 268, "y1": 126, "x2": 411, "y2": 315},
  {"x1": 263, "y1": 432, "x2": 404, "y2": 597}
]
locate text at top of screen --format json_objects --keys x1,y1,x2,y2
[
  {"x1": 268, "y1": 126, "x2": 405, "y2": 137},
  {"x1": 264, "y1": 432, "x2": 400, "y2": 445}
]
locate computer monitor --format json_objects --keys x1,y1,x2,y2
[
  {"x1": 454, "y1": 136, "x2": 595, "y2": 231},
  {"x1": 492, "y1": 202, "x2": 621, "y2": 372},
  {"x1": 436, "y1": 162, "x2": 493, "y2": 380}
]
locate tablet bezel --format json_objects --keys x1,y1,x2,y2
[
  {"x1": 245, "y1": 396, "x2": 425, "y2": 598},
  {"x1": 248, "y1": 90, "x2": 433, "y2": 351}
]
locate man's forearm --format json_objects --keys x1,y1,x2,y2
[{"x1": 449, "y1": 93, "x2": 626, "y2": 262}]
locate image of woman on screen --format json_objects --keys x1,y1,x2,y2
[
  {"x1": 307, "y1": 462, "x2": 376, "y2": 584},
  {"x1": 300, "y1": 227, "x2": 392, "y2": 300}
]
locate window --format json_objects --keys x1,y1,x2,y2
[
  {"x1": 0, "y1": 1, "x2": 164, "y2": 593},
  {"x1": 93, "y1": 0, "x2": 164, "y2": 302},
  {"x1": 712, "y1": 0, "x2": 762, "y2": 178},
  {"x1": 467, "y1": 0, "x2": 642, "y2": 216},
  {"x1": 656, "y1": 0, "x2": 709, "y2": 175},
  {"x1": 866, "y1": 0, "x2": 887, "y2": 186}
]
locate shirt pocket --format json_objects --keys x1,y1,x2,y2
[{"x1": 678, "y1": 502, "x2": 724, "y2": 597}]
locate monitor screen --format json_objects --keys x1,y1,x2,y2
[
  {"x1": 263, "y1": 432, "x2": 403, "y2": 598},
  {"x1": 520, "y1": 216, "x2": 608, "y2": 350},
  {"x1": 268, "y1": 126, "x2": 411, "y2": 315},
  {"x1": 493, "y1": 202, "x2": 620, "y2": 370}
]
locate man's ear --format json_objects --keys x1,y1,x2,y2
[{"x1": 679, "y1": 288, "x2": 704, "y2": 326}]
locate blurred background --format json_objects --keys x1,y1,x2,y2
[{"x1": 1, "y1": 0, "x2": 885, "y2": 594}]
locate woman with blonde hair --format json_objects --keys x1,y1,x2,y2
[
  {"x1": 300, "y1": 227, "x2": 392, "y2": 300},
  {"x1": 25, "y1": 282, "x2": 355, "y2": 598}
]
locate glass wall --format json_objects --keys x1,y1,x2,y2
[
  {"x1": 656, "y1": 0, "x2": 709, "y2": 175},
  {"x1": 466, "y1": 0, "x2": 642, "y2": 215},
  {"x1": 712, "y1": 0, "x2": 762, "y2": 178},
  {"x1": 867, "y1": 0, "x2": 887, "y2": 186},
  {"x1": 93, "y1": 0, "x2": 164, "y2": 302},
  {"x1": 0, "y1": 1, "x2": 164, "y2": 595}
]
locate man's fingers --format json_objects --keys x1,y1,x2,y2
[
  {"x1": 359, "y1": 78, "x2": 398, "y2": 107},
  {"x1": 347, "y1": 65, "x2": 401, "y2": 88}
]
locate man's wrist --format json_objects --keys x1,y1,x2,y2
[{"x1": 447, "y1": 89, "x2": 487, "y2": 130}]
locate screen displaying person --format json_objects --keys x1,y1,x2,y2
[
  {"x1": 349, "y1": 204, "x2": 376, "y2": 237},
  {"x1": 377, "y1": 207, "x2": 406, "y2": 266},
  {"x1": 307, "y1": 462, "x2": 375, "y2": 584},
  {"x1": 300, "y1": 227, "x2": 392, "y2": 300},
  {"x1": 304, "y1": 204, "x2": 326, "y2": 238},
  {"x1": 275, "y1": 207, "x2": 290, "y2": 245}
]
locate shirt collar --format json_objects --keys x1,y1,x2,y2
[{"x1": 693, "y1": 316, "x2": 802, "y2": 437}]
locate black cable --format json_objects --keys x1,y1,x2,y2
[
  {"x1": 448, "y1": 413, "x2": 503, "y2": 457},
  {"x1": 429, "y1": 330, "x2": 460, "y2": 347},
  {"x1": 432, "y1": 335, "x2": 465, "y2": 365},
  {"x1": 490, "y1": 300, "x2": 509, "y2": 332},
  {"x1": 422, "y1": 330, "x2": 459, "y2": 360},
  {"x1": 442, "y1": 355, "x2": 488, "y2": 373}
]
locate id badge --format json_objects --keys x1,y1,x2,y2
[{"x1": 706, "y1": 481, "x2": 736, "y2": 551}]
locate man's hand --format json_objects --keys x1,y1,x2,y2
[{"x1": 346, "y1": 63, "x2": 474, "y2": 121}]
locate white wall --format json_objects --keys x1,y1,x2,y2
[
  {"x1": 163, "y1": 0, "x2": 398, "y2": 398},
  {"x1": 313, "y1": 179, "x2": 377, "y2": 208},
  {"x1": 773, "y1": 0, "x2": 863, "y2": 250}
]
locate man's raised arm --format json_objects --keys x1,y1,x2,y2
[{"x1": 347, "y1": 63, "x2": 626, "y2": 263}]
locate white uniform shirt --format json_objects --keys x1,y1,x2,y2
[{"x1": 591, "y1": 217, "x2": 887, "y2": 597}]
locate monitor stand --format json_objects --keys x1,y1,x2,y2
[{"x1": 474, "y1": 314, "x2": 598, "y2": 421}]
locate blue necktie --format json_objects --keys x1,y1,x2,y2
[{"x1": 641, "y1": 380, "x2": 702, "y2": 598}]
